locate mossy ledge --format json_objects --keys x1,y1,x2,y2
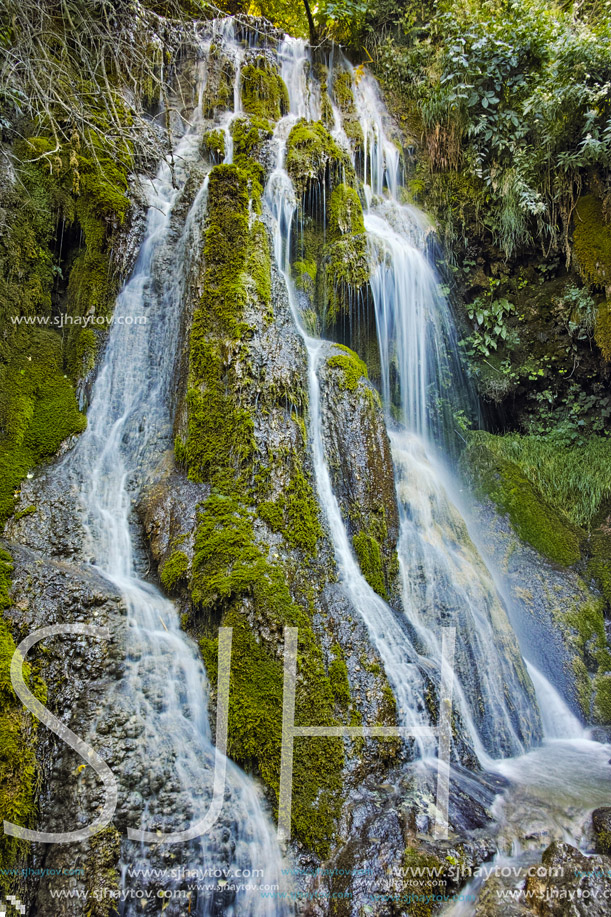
[
  {"x1": 462, "y1": 431, "x2": 582, "y2": 567},
  {"x1": 240, "y1": 56, "x2": 289, "y2": 122},
  {"x1": 183, "y1": 163, "x2": 346, "y2": 854}
]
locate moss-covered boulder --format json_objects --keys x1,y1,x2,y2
[
  {"x1": 240, "y1": 56, "x2": 288, "y2": 121},
  {"x1": 201, "y1": 43, "x2": 235, "y2": 119},
  {"x1": 286, "y1": 119, "x2": 353, "y2": 194}
]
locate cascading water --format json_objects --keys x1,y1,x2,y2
[
  {"x1": 256, "y1": 23, "x2": 610, "y2": 895},
  {"x1": 57, "y1": 32, "x2": 290, "y2": 917}
]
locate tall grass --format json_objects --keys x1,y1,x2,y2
[{"x1": 479, "y1": 434, "x2": 611, "y2": 528}]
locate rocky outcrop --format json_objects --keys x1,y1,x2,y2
[
  {"x1": 523, "y1": 841, "x2": 611, "y2": 916},
  {"x1": 319, "y1": 343, "x2": 400, "y2": 604}
]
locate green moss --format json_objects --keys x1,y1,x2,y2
[
  {"x1": 257, "y1": 462, "x2": 322, "y2": 555},
  {"x1": 201, "y1": 129, "x2": 226, "y2": 164},
  {"x1": 160, "y1": 550, "x2": 189, "y2": 592},
  {"x1": 198, "y1": 553, "x2": 344, "y2": 855},
  {"x1": 186, "y1": 165, "x2": 256, "y2": 488},
  {"x1": 327, "y1": 346, "x2": 368, "y2": 391},
  {"x1": 573, "y1": 195, "x2": 611, "y2": 289},
  {"x1": 353, "y1": 532, "x2": 388, "y2": 599},
  {"x1": 400, "y1": 847, "x2": 449, "y2": 917},
  {"x1": 328, "y1": 184, "x2": 365, "y2": 240},
  {"x1": 595, "y1": 301, "x2": 611, "y2": 361},
  {"x1": 292, "y1": 259, "x2": 317, "y2": 295},
  {"x1": 285, "y1": 120, "x2": 353, "y2": 194},
  {"x1": 185, "y1": 159, "x2": 345, "y2": 853},
  {"x1": 259, "y1": 499, "x2": 284, "y2": 532},
  {"x1": 331, "y1": 71, "x2": 363, "y2": 148},
  {"x1": 593, "y1": 673, "x2": 611, "y2": 724},
  {"x1": 589, "y1": 526, "x2": 611, "y2": 604},
  {"x1": 201, "y1": 44, "x2": 235, "y2": 119},
  {"x1": 463, "y1": 432, "x2": 582, "y2": 566},
  {"x1": 319, "y1": 235, "x2": 370, "y2": 325},
  {"x1": 67, "y1": 327, "x2": 97, "y2": 380},
  {"x1": 0, "y1": 329, "x2": 87, "y2": 527},
  {"x1": 240, "y1": 58, "x2": 289, "y2": 122},
  {"x1": 0, "y1": 546, "x2": 46, "y2": 893}
]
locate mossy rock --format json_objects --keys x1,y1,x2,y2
[
  {"x1": 201, "y1": 129, "x2": 225, "y2": 164},
  {"x1": 240, "y1": 57, "x2": 289, "y2": 122},
  {"x1": 401, "y1": 846, "x2": 449, "y2": 917},
  {"x1": 0, "y1": 329, "x2": 87, "y2": 526},
  {"x1": 185, "y1": 157, "x2": 344, "y2": 853},
  {"x1": 592, "y1": 808, "x2": 611, "y2": 856},
  {"x1": 286, "y1": 120, "x2": 353, "y2": 194},
  {"x1": 353, "y1": 531, "x2": 387, "y2": 599},
  {"x1": 198, "y1": 547, "x2": 345, "y2": 855},
  {"x1": 201, "y1": 43, "x2": 235, "y2": 119},
  {"x1": 327, "y1": 346, "x2": 368, "y2": 392},
  {"x1": 331, "y1": 70, "x2": 363, "y2": 148},
  {"x1": 160, "y1": 550, "x2": 189, "y2": 592},
  {"x1": 318, "y1": 234, "x2": 370, "y2": 325},
  {"x1": 230, "y1": 116, "x2": 273, "y2": 161},
  {"x1": 573, "y1": 194, "x2": 611, "y2": 289},
  {"x1": 328, "y1": 183, "x2": 365, "y2": 240},
  {"x1": 463, "y1": 432, "x2": 582, "y2": 567}
]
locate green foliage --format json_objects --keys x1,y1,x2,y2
[
  {"x1": 369, "y1": 0, "x2": 611, "y2": 261},
  {"x1": 472, "y1": 434, "x2": 611, "y2": 528},
  {"x1": 353, "y1": 531, "x2": 387, "y2": 598},
  {"x1": 464, "y1": 431, "x2": 582, "y2": 566},
  {"x1": 461, "y1": 293, "x2": 515, "y2": 358}
]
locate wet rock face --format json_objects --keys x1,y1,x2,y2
[
  {"x1": 592, "y1": 807, "x2": 611, "y2": 856},
  {"x1": 319, "y1": 343, "x2": 400, "y2": 604},
  {"x1": 523, "y1": 841, "x2": 611, "y2": 916},
  {"x1": 466, "y1": 491, "x2": 601, "y2": 721},
  {"x1": 3, "y1": 543, "x2": 126, "y2": 914}
]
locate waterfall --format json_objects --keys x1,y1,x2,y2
[
  {"x1": 262, "y1": 43, "x2": 541, "y2": 764},
  {"x1": 58, "y1": 35, "x2": 290, "y2": 916},
  {"x1": 22, "y1": 19, "x2": 609, "y2": 913}
]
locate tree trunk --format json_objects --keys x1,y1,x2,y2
[{"x1": 302, "y1": 0, "x2": 317, "y2": 44}]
